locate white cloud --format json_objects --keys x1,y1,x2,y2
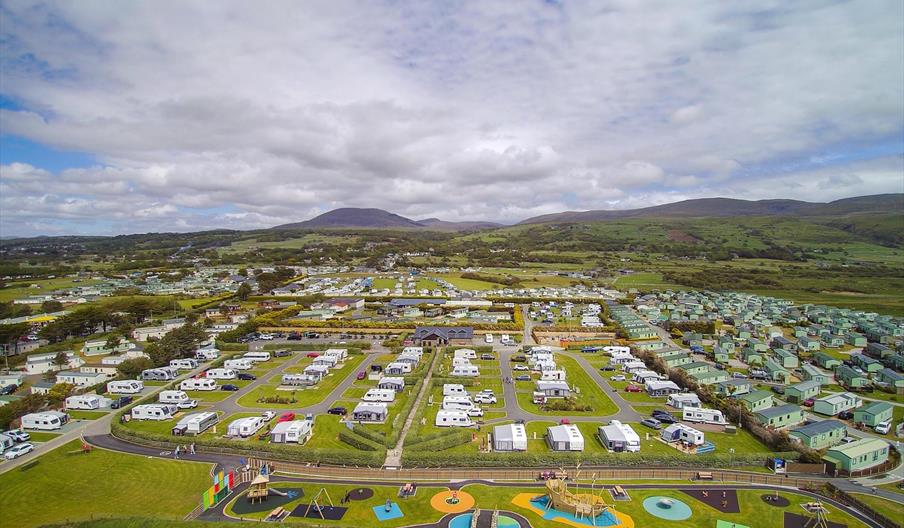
[{"x1": 0, "y1": 0, "x2": 902, "y2": 236}]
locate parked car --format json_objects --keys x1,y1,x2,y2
[
  {"x1": 273, "y1": 350, "x2": 291, "y2": 357},
  {"x1": 652, "y1": 411, "x2": 677, "y2": 424},
  {"x1": 511, "y1": 355, "x2": 527, "y2": 362},
  {"x1": 221, "y1": 384, "x2": 240, "y2": 391},
  {"x1": 277, "y1": 412, "x2": 296, "y2": 423},
  {"x1": 771, "y1": 386, "x2": 785, "y2": 395},
  {"x1": 513, "y1": 365, "x2": 529, "y2": 371},
  {"x1": 356, "y1": 371, "x2": 366, "y2": 380},
  {"x1": 875, "y1": 421, "x2": 891, "y2": 435},
  {"x1": 287, "y1": 333, "x2": 302, "y2": 341},
  {"x1": 306, "y1": 352, "x2": 320, "y2": 358},
  {"x1": 261, "y1": 411, "x2": 276, "y2": 421},
  {"x1": 640, "y1": 418, "x2": 662, "y2": 430},
  {"x1": 110, "y1": 396, "x2": 133, "y2": 409},
  {"x1": 838, "y1": 410, "x2": 854, "y2": 420},
  {"x1": 610, "y1": 375, "x2": 626, "y2": 382},
  {"x1": 0, "y1": 384, "x2": 18, "y2": 395},
  {"x1": 4, "y1": 430, "x2": 29, "y2": 442},
  {"x1": 237, "y1": 373, "x2": 257, "y2": 381},
  {"x1": 515, "y1": 374, "x2": 531, "y2": 381},
  {"x1": 177, "y1": 399, "x2": 198, "y2": 409},
  {"x1": 624, "y1": 384, "x2": 642, "y2": 393},
  {"x1": 474, "y1": 394, "x2": 497, "y2": 404},
  {"x1": 467, "y1": 407, "x2": 484, "y2": 417},
  {"x1": 327, "y1": 406, "x2": 347, "y2": 415},
  {"x1": 3, "y1": 442, "x2": 34, "y2": 460},
  {"x1": 731, "y1": 372, "x2": 748, "y2": 379},
  {"x1": 259, "y1": 334, "x2": 274, "y2": 341},
  {"x1": 802, "y1": 398, "x2": 815, "y2": 407}
]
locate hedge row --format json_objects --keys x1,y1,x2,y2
[
  {"x1": 405, "y1": 427, "x2": 471, "y2": 448},
  {"x1": 338, "y1": 428, "x2": 385, "y2": 452},
  {"x1": 279, "y1": 318, "x2": 522, "y2": 331},
  {"x1": 352, "y1": 424, "x2": 388, "y2": 446},
  {"x1": 412, "y1": 430, "x2": 473, "y2": 452},
  {"x1": 401, "y1": 450, "x2": 791, "y2": 468},
  {"x1": 260, "y1": 343, "x2": 368, "y2": 352},
  {"x1": 383, "y1": 378, "x2": 423, "y2": 448}
]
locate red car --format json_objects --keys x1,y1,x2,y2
[
  {"x1": 306, "y1": 352, "x2": 320, "y2": 358},
  {"x1": 625, "y1": 384, "x2": 642, "y2": 393},
  {"x1": 356, "y1": 371, "x2": 366, "y2": 380},
  {"x1": 802, "y1": 398, "x2": 815, "y2": 407},
  {"x1": 277, "y1": 412, "x2": 296, "y2": 423}
]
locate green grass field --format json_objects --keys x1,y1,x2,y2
[
  {"x1": 236, "y1": 354, "x2": 365, "y2": 408},
  {"x1": 0, "y1": 440, "x2": 212, "y2": 528},
  {"x1": 0, "y1": 277, "x2": 102, "y2": 303},
  {"x1": 850, "y1": 493, "x2": 904, "y2": 522}
]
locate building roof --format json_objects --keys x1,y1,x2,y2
[
  {"x1": 826, "y1": 437, "x2": 889, "y2": 459},
  {"x1": 756, "y1": 404, "x2": 801, "y2": 419},
  {"x1": 857, "y1": 401, "x2": 893, "y2": 416},
  {"x1": 791, "y1": 419, "x2": 846, "y2": 437},
  {"x1": 816, "y1": 392, "x2": 859, "y2": 406},
  {"x1": 738, "y1": 390, "x2": 772, "y2": 403},
  {"x1": 547, "y1": 424, "x2": 582, "y2": 443},
  {"x1": 413, "y1": 326, "x2": 473, "y2": 340},
  {"x1": 494, "y1": 423, "x2": 526, "y2": 443},
  {"x1": 789, "y1": 380, "x2": 821, "y2": 392}
]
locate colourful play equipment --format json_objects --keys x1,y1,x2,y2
[
  {"x1": 513, "y1": 474, "x2": 635, "y2": 528},
  {"x1": 245, "y1": 464, "x2": 291, "y2": 504},
  {"x1": 542, "y1": 478, "x2": 611, "y2": 522},
  {"x1": 430, "y1": 489, "x2": 475, "y2": 514},
  {"x1": 201, "y1": 469, "x2": 235, "y2": 511}
]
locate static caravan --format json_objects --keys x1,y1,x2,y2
[
  {"x1": 227, "y1": 416, "x2": 266, "y2": 438},
  {"x1": 547, "y1": 424, "x2": 584, "y2": 451},
  {"x1": 597, "y1": 420, "x2": 641, "y2": 453},
  {"x1": 107, "y1": 380, "x2": 144, "y2": 394},
  {"x1": 180, "y1": 378, "x2": 217, "y2": 391},
  {"x1": 206, "y1": 368, "x2": 237, "y2": 380},
  {"x1": 270, "y1": 420, "x2": 313, "y2": 444},
  {"x1": 195, "y1": 348, "x2": 220, "y2": 360},
  {"x1": 378, "y1": 377, "x2": 405, "y2": 392},
  {"x1": 667, "y1": 393, "x2": 701, "y2": 409},
  {"x1": 282, "y1": 373, "x2": 316, "y2": 386},
  {"x1": 661, "y1": 423, "x2": 705, "y2": 446},
  {"x1": 21, "y1": 411, "x2": 69, "y2": 430},
  {"x1": 451, "y1": 364, "x2": 480, "y2": 377},
  {"x1": 385, "y1": 362, "x2": 412, "y2": 375},
  {"x1": 65, "y1": 394, "x2": 109, "y2": 410},
  {"x1": 363, "y1": 388, "x2": 396, "y2": 403},
  {"x1": 159, "y1": 390, "x2": 192, "y2": 405},
  {"x1": 443, "y1": 384, "x2": 467, "y2": 396},
  {"x1": 493, "y1": 423, "x2": 527, "y2": 451},
  {"x1": 242, "y1": 351, "x2": 271, "y2": 363},
  {"x1": 169, "y1": 358, "x2": 198, "y2": 370},
  {"x1": 131, "y1": 404, "x2": 177, "y2": 421},
  {"x1": 540, "y1": 370, "x2": 567, "y2": 381},
  {"x1": 442, "y1": 395, "x2": 474, "y2": 411},
  {"x1": 304, "y1": 364, "x2": 330, "y2": 379},
  {"x1": 141, "y1": 367, "x2": 177, "y2": 381},
  {"x1": 454, "y1": 348, "x2": 477, "y2": 360},
  {"x1": 435, "y1": 410, "x2": 472, "y2": 427},
  {"x1": 172, "y1": 411, "x2": 218, "y2": 436},
  {"x1": 682, "y1": 407, "x2": 727, "y2": 425},
  {"x1": 223, "y1": 359, "x2": 253, "y2": 371}
]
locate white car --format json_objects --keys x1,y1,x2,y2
[
  {"x1": 4, "y1": 430, "x2": 29, "y2": 442},
  {"x1": 875, "y1": 421, "x2": 891, "y2": 435},
  {"x1": 474, "y1": 394, "x2": 497, "y2": 404},
  {"x1": 261, "y1": 411, "x2": 276, "y2": 421},
  {"x1": 513, "y1": 365, "x2": 529, "y2": 371},
  {"x1": 259, "y1": 334, "x2": 274, "y2": 341},
  {"x1": 610, "y1": 375, "x2": 626, "y2": 382},
  {"x1": 479, "y1": 389, "x2": 495, "y2": 395},
  {"x1": 177, "y1": 399, "x2": 198, "y2": 410},
  {"x1": 467, "y1": 407, "x2": 484, "y2": 417},
  {"x1": 4, "y1": 442, "x2": 34, "y2": 460}
]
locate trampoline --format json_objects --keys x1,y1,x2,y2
[
  {"x1": 373, "y1": 502, "x2": 404, "y2": 521},
  {"x1": 348, "y1": 487, "x2": 375, "y2": 501},
  {"x1": 642, "y1": 496, "x2": 693, "y2": 521}
]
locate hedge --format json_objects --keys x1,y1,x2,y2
[
  {"x1": 405, "y1": 428, "x2": 471, "y2": 449},
  {"x1": 338, "y1": 428, "x2": 384, "y2": 452},
  {"x1": 261, "y1": 343, "x2": 368, "y2": 352},
  {"x1": 401, "y1": 450, "x2": 793, "y2": 468},
  {"x1": 351, "y1": 424, "x2": 389, "y2": 446}
]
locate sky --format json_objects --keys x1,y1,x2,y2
[{"x1": 1, "y1": 0, "x2": 903, "y2": 237}]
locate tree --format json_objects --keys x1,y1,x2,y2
[
  {"x1": 51, "y1": 351, "x2": 69, "y2": 371},
  {"x1": 117, "y1": 357, "x2": 154, "y2": 379},
  {"x1": 40, "y1": 300, "x2": 64, "y2": 313},
  {"x1": 236, "y1": 282, "x2": 252, "y2": 301},
  {"x1": 105, "y1": 334, "x2": 122, "y2": 354},
  {"x1": 46, "y1": 383, "x2": 76, "y2": 405},
  {"x1": 0, "y1": 323, "x2": 29, "y2": 347}
]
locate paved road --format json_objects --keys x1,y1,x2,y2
[
  {"x1": 558, "y1": 350, "x2": 643, "y2": 422},
  {"x1": 521, "y1": 305, "x2": 536, "y2": 345}
]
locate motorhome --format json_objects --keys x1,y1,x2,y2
[
  {"x1": 242, "y1": 351, "x2": 271, "y2": 363},
  {"x1": 362, "y1": 388, "x2": 396, "y2": 403},
  {"x1": 205, "y1": 368, "x2": 237, "y2": 380},
  {"x1": 195, "y1": 348, "x2": 220, "y2": 360},
  {"x1": 141, "y1": 367, "x2": 178, "y2": 381},
  {"x1": 435, "y1": 410, "x2": 472, "y2": 427},
  {"x1": 131, "y1": 404, "x2": 178, "y2": 421},
  {"x1": 172, "y1": 411, "x2": 218, "y2": 436},
  {"x1": 451, "y1": 364, "x2": 480, "y2": 377},
  {"x1": 21, "y1": 411, "x2": 69, "y2": 430},
  {"x1": 169, "y1": 358, "x2": 198, "y2": 370},
  {"x1": 227, "y1": 416, "x2": 266, "y2": 437},
  {"x1": 159, "y1": 390, "x2": 192, "y2": 405},
  {"x1": 180, "y1": 378, "x2": 217, "y2": 391},
  {"x1": 443, "y1": 384, "x2": 467, "y2": 396},
  {"x1": 223, "y1": 359, "x2": 253, "y2": 370},
  {"x1": 442, "y1": 395, "x2": 474, "y2": 411},
  {"x1": 682, "y1": 407, "x2": 727, "y2": 426},
  {"x1": 107, "y1": 380, "x2": 144, "y2": 394},
  {"x1": 65, "y1": 394, "x2": 109, "y2": 410}
]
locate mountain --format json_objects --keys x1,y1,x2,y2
[
  {"x1": 518, "y1": 194, "x2": 903, "y2": 225},
  {"x1": 274, "y1": 208, "x2": 424, "y2": 229},
  {"x1": 416, "y1": 218, "x2": 504, "y2": 231}
]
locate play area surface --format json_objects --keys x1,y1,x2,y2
[
  {"x1": 761, "y1": 494, "x2": 792, "y2": 507},
  {"x1": 430, "y1": 490, "x2": 476, "y2": 514},
  {"x1": 372, "y1": 502, "x2": 404, "y2": 521},
  {"x1": 348, "y1": 487, "x2": 375, "y2": 501},
  {"x1": 290, "y1": 503, "x2": 348, "y2": 520},
  {"x1": 511, "y1": 493, "x2": 635, "y2": 528},
  {"x1": 642, "y1": 496, "x2": 693, "y2": 521},
  {"x1": 231, "y1": 488, "x2": 301, "y2": 515},
  {"x1": 783, "y1": 512, "x2": 847, "y2": 528},
  {"x1": 716, "y1": 521, "x2": 750, "y2": 528},
  {"x1": 449, "y1": 512, "x2": 522, "y2": 528},
  {"x1": 681, "y1": 488, "x2": 740, "y2": 513}
]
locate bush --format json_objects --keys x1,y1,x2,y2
[
  {"x1": 338, "y1": 428, "x2": 384, "y2": 452},
  {"x1": 402, "y1": 450, "x2": 790, "y2": 468}
]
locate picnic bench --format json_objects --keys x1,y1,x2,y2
[
  {"x1": 266, "y1": 506, "x2": 288, "y2": 522},
  {"x1": 614, "y1": 485, "x2": 627, "y2": 497}
]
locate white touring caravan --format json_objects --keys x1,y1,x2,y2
[
  {"x1": 227, "y1": 416, "x2": 266, "y2": 438},
  {"x1": 141, "y1": 367, "x2": 178, "y2": 381},
  {"x1": 242, "y1": 351, "x2": 271, "y2": 363},
  {"x1": 169, "y1": 358, "x2": 198, "y2": 370},
  {"x1": 661, "y1": 423, "x2": 705, "y2": 446},
  {"x1": 362, "y1": 388, "x2": 396, "y2": 402},
  {"x1": 205, "y1": 368, "x2": 237, "y2": 380},
  {"x1": 65, "y1": 394, "x2": 109, "y2": 410},
  {"x1": 484, "y1": 334, "x2": 494, "y2": 344},
  {"x1": 454, "y1": 349, "x2": 477, "y2": 360},
  {"x1": 282, "y1": 373, "x2": 316, "y2": 386},
  {"x1": 682, "y1": 407, "x2": 727, "y2": 425},
  {"x1": 443, "y1": 383, "x2": 467, "y2": 396},
  {"x1": 172, "y1": 411, "x2": 219, "y2": 436},
  {"x1": 180, "y1": 378, "x2": 217, "y2": 391},
  {"x1": 451, "y1": 364, "x2": 480, "y2": 377},
  {"x1": 131, "y1": 404, "x2": 177, "y2": 421},
  {"x1": 442, "y1": 395, "x2": 474, "y2": 411},
  {"x1": 195, "y1": 348, "x2": 220, "y2": 360},
  {"x1": 223, "y1": 359, "x2": 253, "y2": 370},
  {"x1": 159, "y1": 390, "x2": 192, "y2": 405},
  {"x1": 21, "y1": 411, "x2": 69, "y2": 430},
  {"x1": 0, "y1": 433, "x2": 13, "y2": 453},
  {"x1": 270, "y1": 420, "x2": 313, "y2": 444},
  {"x1": 107, "y1": 380, "x2": 144, "y2": 394},
  {"x1": 435, "y1": 410, "x2": 472, "y2": 427}
]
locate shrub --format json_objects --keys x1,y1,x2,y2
[{"x1": 338, "y1": 428, "x2": 383, "y2": 452}]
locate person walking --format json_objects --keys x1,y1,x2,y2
[
  {"x1": 190, "y1": 443, "x2": 196, "y2": 455},
  {"x1": 174, "y1": 445, "x2": 180, "y2": 459}
]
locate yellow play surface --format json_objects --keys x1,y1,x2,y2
[
  {"x1": 512, "y1": 493, "x2": 635, "y2": 528},
  {"x1": 430, "y1": 490, "x2": 476, "y2": 514}
]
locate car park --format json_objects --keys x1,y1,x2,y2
[
  {"x1": 4, "y1": 442, "x2": 34, "y2": 460},
  {"x1": 237, "y1": 373, "x2": 256, "y2": 381},
  {"x1": 327, "y1": 406, "x2": 347, "y2": 415},
  {"x1": 221, "y1": 384, "x2": 240, "y2": 391},
  {"x1": 640, "y1": 418, "x2": 662, "y2": 430}
]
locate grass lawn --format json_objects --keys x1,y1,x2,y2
[
  {"x1": 0, "y1": 440, "x2": 212, "y2": 528},
  {"x1": 236, "y1": 354, "x2": 365, "y2": 408},
  {"x1": 851, "y1": 493, "x2": 904, "y2": 521},
  {"x1": 514, "y1": 354, "x2": 618, "y2": 417},
  {"x1": 0, "y1": 277, "x2": 102, "y2": 303},
  {"x1": 67, "y1": 410, "x2": 109, "y2": 420},
  {"x1": 22, "y1": 431, "x2": 62, "y2": 442}
]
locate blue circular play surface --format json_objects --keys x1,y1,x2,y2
[
  {"x1": 642, "y1": 496, "x2": 692, "y2": 521},
  {"x1": 450, "y1": 513, "x2": 520, "y2": 528}
]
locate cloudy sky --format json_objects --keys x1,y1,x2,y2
[{"x1": 1, "y1": 0, "x2": 903, "y2": 236}]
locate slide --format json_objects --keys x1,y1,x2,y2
[{"x1": 269, "y1": 488, "x2": 289, "y2": 497}]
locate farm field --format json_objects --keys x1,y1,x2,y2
[{"x1": 0, "y1": 277, "x2": 102, "y2": 303}]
